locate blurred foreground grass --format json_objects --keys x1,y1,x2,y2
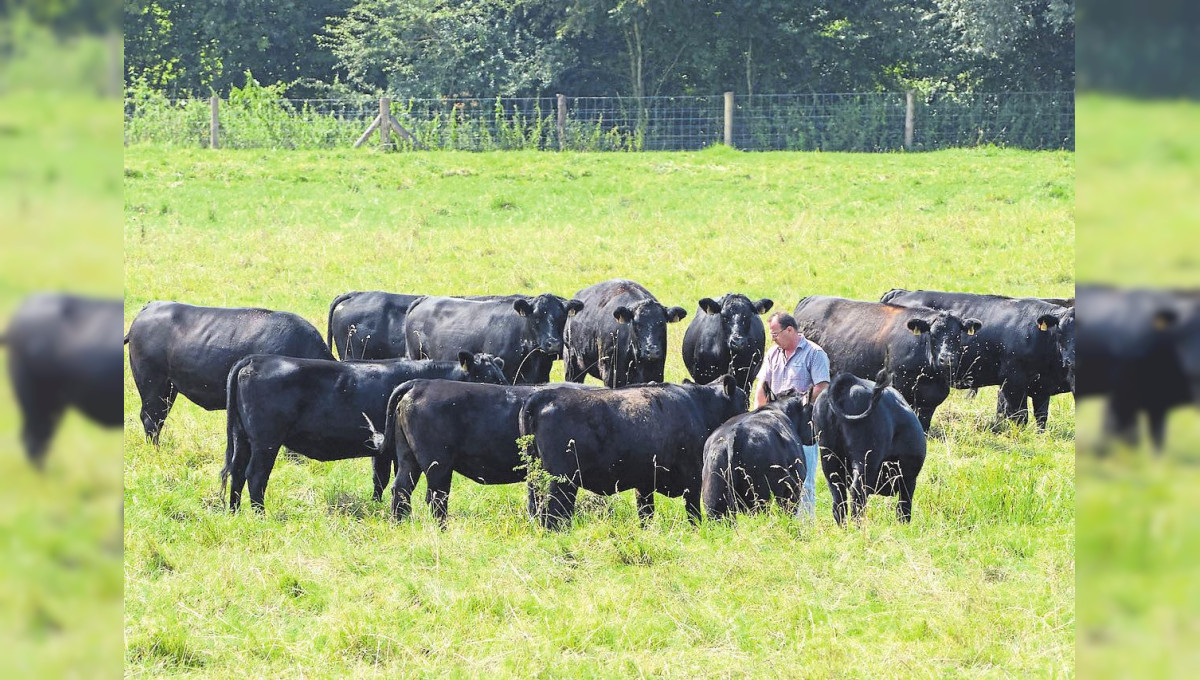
[{"x1": 0, "y1": 25, "x2": 122, "y2": 678}]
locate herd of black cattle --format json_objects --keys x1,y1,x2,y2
[{"x1": 15, "y1": 279, "x2": 1200, "y2": 527}]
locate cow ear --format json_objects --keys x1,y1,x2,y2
[
  {"x1": 965, "y1": 319, "x2": 982, "y2": 336},
  {"x1": 907, "y1": 319, "x2": 931, "y2": 336},
  {"x1": 754, "y1": 298, "x2": 775, "y2": 315},
  {"x1": 721, "y1": 374, "x2": 737, "y2": 398},
  {"x1": 763, "y1": 381, "x2": 775, "y2": 402},
  {"x1": 613, "y1": 306, "x2": 634, "y2": 323},
  {"x1": 699, "y1": 297, "x2": 722, "y2": 315},
  {"x1": 458, "y1": 351, "x2": 474, "y2": 369},
  {"x1": 513, "y1": 299, "x2": 533, "y2": 317},
  {"x1": 1153, "y1": 309, "x2": 1178, "y2": 331},
  {"x1": 566, "y1": 299, "x2": 584, "y2": 316},
  {"x1": 1036, "y1": 314, "x2": 1060, "y2": 332},
  {"x1": 666, "y1": 306, "x2": 687, "y2": 323}
]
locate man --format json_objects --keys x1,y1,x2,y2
[{"x1": 753, "y1": 311, "x2": 830, "y2": 518}]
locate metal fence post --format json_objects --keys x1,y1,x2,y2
[
  {"x1": 557, "y1": 94, "x2": 567, "y2": 151},
  {"x1": 210, "y1": 96, "x2": 219, "y2": 149},
  {"x1": 724, "y1": 91, "x2": 734, "y2": 148},
  {"x1": 904, "y1": 90, "x2": 915, "y2": 150},
  {"x1": 380, "y1": 97, "x2": 392, "y2": 149}
]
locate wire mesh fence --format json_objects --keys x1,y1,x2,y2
[{"x1": 123, "y1": 91, "x2": 1074, "y2": 152}]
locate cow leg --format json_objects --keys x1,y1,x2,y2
[
  {"x1": 829, "y1": 481, "x2": 848, "y2": 526},
  {"x1": 896, "y1": 474, "x2": 916, "y2": 523},
  {"x1": 1101, "y1": 400, "x2": 1139, "y2": 450},
  {"x1": 635, "y1": 488, "x2": 656, "y2": 526},
  {"x1": 913, "y1": 406, "x2": 934, "y2": 433},
  {"x1": 542, "y1": 480, "x2": 577, "y2": 530},
  {"x1": 683, "y1": 486, "x2": 702, "y2": 525},
  {"x1": 996, "y1": 381, "x2": 1029, "y2": 427},
  {"x1": 424, "y1": 465, "x2": 453, "y2": 528},
  {"x1": 227, "y1": 428, "x2": 251, "y2": 512},
  {"x1": 371, "y1": 454, "x2": 392, "y2": 502},
  {"x1": 1147, "y1": 408, "x2": 1170, "y2": 455},
  {"x1": 246, "y1": 443, "x2": 282, "y2": 512},
  {"x1": 1029, "y1": 391, "x2": 1052, "y2": 432},
  {"x1": 527, "y1": 480, "x2": 543, "y2": 523},
  {"x1": 19, "y1": 406, "x2": 63, "y2": 471},
  {"x1": 135, "y1": 373, "x2": 176, "y2": 445},
  {"x1": 390, "y1": 452, "x2": 422, "y2": 522}
]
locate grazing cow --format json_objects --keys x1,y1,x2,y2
[
  {"x1": 405, "y1": 294, "x2": 583, "y2": 385},
  {"x1": 380, "y1": 379, "x2": 593, "y2": 525},
  {"x1": 701, "y1": 384, "x2": 813, "y2": 519},
  {"x1": 1076, "y1": 284, "x2": 1200, "y2": 452},
  {"x1": 220, "y1": 351, "x2": 507, "y2": 512},
  {"x1": 879, "y1": 289, "x2": 1076, "y2": 429},
  {"x1": 326, "y1": 291, "x2": 422, "y2": 360},
  {"x1": 813, "y1": 371, "x2": 926, "y2": 524},
  {"x1": 2, "y1": 294, "x2": 122, "y2": 468},
  {"x1": 125, "y1": 301, "x2": 334, "y2": 443},
  {"x1": 519, "y1": 376, "x2": 746, "y2": 529},
  {"x1": 563, "y1": 279, "x2": 687, "y2": 387},
  {"x1": 682, "y1": 294, "x2": 774, "y2": 401},
  {"x1": 791, "y1": 296, "x2": 981, "y2": 431}
]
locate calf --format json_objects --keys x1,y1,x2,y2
[
  {"x1": 220, "y1": 351, "x2": 506, "y2": 512},
  {"x1": 125, "y1": 301, "x2": 333, "y2": 443},
  {"x1": 813, "y1": 371, "x2": 926, "y2": 524},
  {"x1": 3, "y1": 294, "x2": 122, "y2": 468},
  {"x1": 405, "y1": 294, "x2": 583, "y2": 385},
  {"x1": 380, "y1": 379, "x2": 592, "y2": 525},
  {"x1": 564, "y1": 279, "x2": 687, "y2": 387},
  {"x1": 880, "y1": 289, "x2": 1075, "y2": 429},
  {"x1": 701, "y1": 384, "x2": 812, "y2": 519},
  {"x1": 519, "y1": 376, "x2": 746, "y2": 529},
  {"x1": 326, "y1": 291, "x2": 422, "y2": 360},
  {"x1": 792, "y1": 295, "x2": 980, "y2": 431},
  {"x1": 682, "y1": 293, "x2": 774, "y2": 401}
]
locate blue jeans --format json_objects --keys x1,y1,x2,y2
[{"x1": 800, "y1": 443, "x2": 819, "y2": 519}]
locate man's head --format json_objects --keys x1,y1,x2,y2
[{"x1": 767, "y1": 312, "x2": 801, "y2": 352}]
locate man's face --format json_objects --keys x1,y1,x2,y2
[{"x1": 769, "y1": 320, "x2": 798, "y2": 351}]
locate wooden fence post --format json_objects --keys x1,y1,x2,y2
[
  {"x1": 557, "y1": 93, "x2": 567, "y2": 151},
  {"x1": 904, "y1": 90, "x2": 915, "y2": 151},
  {"x1": 210, "y1": 96, "x2": 219, "y2": 149},
  {"x1": 724, "y1": 91, "x2": 734, "y2": 148},
  {"x1": 379, "y1": 97, "x2": 392, "y2": 149}
]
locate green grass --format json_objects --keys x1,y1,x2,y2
[{"x1": 124, "y1": 145, "x2": 1074, "y2": 676}]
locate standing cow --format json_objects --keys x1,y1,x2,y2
[
  {"x1": 2, "y1": 294, "x2": 123, "y2": 468},
  {"x1": 519, "y1": 376, "x2": 746, "y2": 529},
  {"x1": 326, "y1": 291, "x2": 422, "y2": 360},
  {"x1": 792, "y1": 296, "x2": 981, "y2": 431},
  {"x1": 404, "y1": 294, "x2": 583, "y2": 385},
  {"x1": 813, "y1": 371, "x2": 927, "y2": 524},
  {"x1": 125, "y1": 301, "x2": 334, "y2": 443},
  {"x1": 879, "y1": 289, "x2": 1076, "y2": 429},
  {"x1": 563, "y1": 279, "x2": 687, "y2": 387},
  {"x1": 701, "y1": 383, "x2": 812, "y2": 519},
  {"x1": 221, "y1": 351, "x2": 507, "y2": 512},
  {"x1": 682, "y1": 294, "x2": 774, "y2": 401}
]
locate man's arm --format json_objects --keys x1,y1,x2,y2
[
  {"x1": 753, "y1": 379, "x2": 768, "y2": 409},
  {"x1": 810, "y1": 381, "x2": 829, "y2": 401}
]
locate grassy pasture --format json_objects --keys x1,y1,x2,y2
[{"x1": 124, "y1": 145, "x2": 1074, "y2": 676}]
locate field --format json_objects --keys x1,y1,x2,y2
[{"x1": 124, "y1": 145, "x2": 1075, "y2": 676}]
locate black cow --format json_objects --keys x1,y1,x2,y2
[
  {"x1": 682, "y1": 294, "x2": 774, "y2": 401},
  {"x1": 220, "y1": 351, "x2": 506, "y2": 512},
  {"x1": 380, "y1": 379, "x2": 593, "y2": 525},
  {"x1": 563, "y1": 279, "x2": 687, "y2": 387},
  {"x1": 519, "y1": 376, "x2": 746, "y2": 529},
  {"x1": 2, "y1": 294, "x2": 122, "y2": 468},
  {"x1": 879, "y1": 289, "x2": 1075, "y2": 430},
  {"x1": 405, "y1": 294, "x2": 583, "y2": 385},
  {"x1": 813, "y1": 371, "x2": 926, "y2": 524},
  {"x1": 701, "y1": 384, "x2": 812, "y2": 519},
  {"x1": 326, "y1": 291, "x2": 422, "y2": 360},
  {"x1": 1076, "y1": 284, "x2": 1200, "y2": 452},
  {"x1": 792, "y1": 296, "x2": 981, "y2": 431},
  {"x1": 125, "y1": 301, "x2": 334, "y2": 443}
]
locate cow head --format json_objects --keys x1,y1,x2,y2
[
  {"x1": 906, "y1": 312, "x2": 980, "y2": 374},
  {"x1": 764, "y1": 383, "x2": 815, "y2": 445},
  {"x1": 458, "y1": 351, "x2": 508, "y2": 385},
  {"x1": 699, "y1": 294, "x2": 773, "y2": 356},
  {"x1": 514, "y1": 294, "x2": 583, "y2": 357},
  {"x1": 1038, "y1": 308, "x2": 1075, "y2": 392},
  {"x1": 614, "y1": 300, "x2": 686, "y2": 364}
]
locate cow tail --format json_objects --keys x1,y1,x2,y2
[
  {"x1": 380, "y1": 380, "x2": 418, "y2": 467},
  {"x1": 220, "y1": 356, "x2": 254, "y2": 500},
  {"x1": 518, "y1": 390, "x2": 554, "y2": 462},
  {"x1": 827, "y1": 371, "x2": 891, "y2": 422},
  {"x1": 326, "y1": 292, "x2": 356, "y2": 356},
  {"x1": 122, "y1": 333, "x2": 129, "y2": 345}
]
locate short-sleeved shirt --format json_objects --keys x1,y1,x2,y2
[{"x1": 756, "y1": 336, "x2": 831, "y2": 395}]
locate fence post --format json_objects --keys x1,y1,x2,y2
[
  {"x1": 210, "y1": 94, "x2": 219, "y2": 148},
  {"x1": 724, "y1": 91, "x2": 734, "y2": 148},
  {"x1": 904, "y1": 90, "x2": 915, "y2": 151},
  {"x1": 557, "y1": 94, "x2": 567, "y2": 151},
  {"x1": 379, "y1": 97, "x2": 392, "y2": 149}
]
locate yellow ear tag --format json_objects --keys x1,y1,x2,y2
[
  {"x1": 1155, "y1": 316, "x2": 1169, "y2": 331},
  {"x1": 967, "y1": 327, "x2": 976, "y2": 336},
  {"x1": 911, "y1": 327, "x2": 922, "y2": 336},
  {"x1": 1038, "y1": 321, "x2": 1048, "y2": 331}
]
